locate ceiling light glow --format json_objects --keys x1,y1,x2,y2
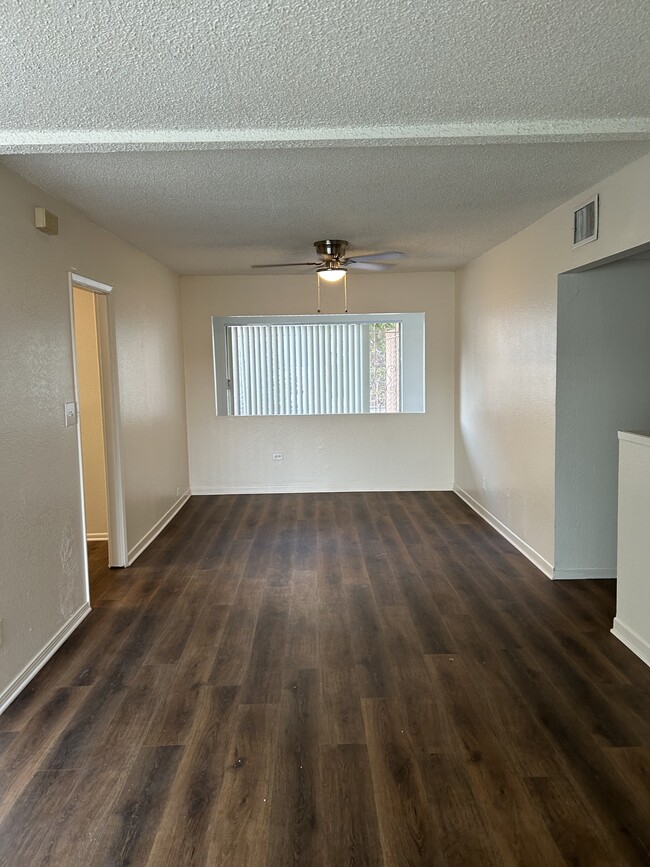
[{"x1": 317, "y1": 267, "x2": 347, "y2": 283}]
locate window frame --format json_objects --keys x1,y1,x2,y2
[{"x1": 212, "y1": 312, "x2": 425, "y2": 417}]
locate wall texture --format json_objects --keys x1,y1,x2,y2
[
  {"x1": 555, "y1": 261, "x2": 650, "y2": 578},
  {"x1": 0, "y1": 164, "x2": 189, "y2": 710},
  {"x1": 455, "y1": 151, "x2": 650, "y2": 574},
  {"x1": 181, "y1": 272, "x2": 455, "y2": 493},
  {"x1": 73, "y1": 286, "x2": 108, "y2": 538}
]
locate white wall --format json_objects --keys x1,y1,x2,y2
[
  {"x1": 0, "y1": 164, "x2": 189, "y2": 711},
  {"x1": 455, "y1": 151, "x2": 650, "y2": 575},
  {"x1": 181, "y1": 272, "x2": 455, "y2": 493},
  {"x1": 614, "y1": 432, "x2": 650, "y2": 666},
  {"x1": 73, "y1": 286, "x2": 108, "y2": 538},
  {"x1": 555, "y1": 260, "x2": 650, "y2": 578}
]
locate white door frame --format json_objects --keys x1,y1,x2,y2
[{"x1": 69, "y1": 272, "x2": 128, "y2": 570}]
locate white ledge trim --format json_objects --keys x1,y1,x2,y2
[
  {"x1": 2, "y1": 118, "x2": 650, "y2": 153},
  {"x1": 618, "y1": 430, "x2": 650, "y2": 447}
]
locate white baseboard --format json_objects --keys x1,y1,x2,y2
[
  {"x1": 453, "y1": 485, "x2": 553, "y2": 578},
  {"x1": 191, "y1": 484, "x2": 451, "y2": 495},
  {"x1": 612, "y1": 617, "x2": 650, "y2": 668},
  {"x1": 127, "y1": 490, "x2": 191, "y2": 565},
  {"x1": 552, "y1": 567, "x2": 616, "y2": 580},
  {"x1": 86, "y1": 532, "x2": 108, "y2": 542},
  {"x1": 0, "y1": 602, "x2": 91, "y2": 717}
]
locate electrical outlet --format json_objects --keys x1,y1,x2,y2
[
  {"x1": 176, "y1": 486, "x2": 181, "y2": 497},
  {"x1": 0, "y1": 619, "x2": 3, "y2": 648},
  {"x1": 272, "y1": 453, "x2": 284, "y2": 461},
  {"x1": 481, "y1": 476, "x2": 487, "y2": 492}
]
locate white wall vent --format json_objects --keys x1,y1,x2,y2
[{"x1": 572, "y1": 194, "x2": 599, "y2": 247}]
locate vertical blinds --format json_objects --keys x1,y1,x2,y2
[{"x1": 227, "y1": 323, "x2": 368, "y2": 416}]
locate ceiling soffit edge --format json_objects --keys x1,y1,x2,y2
[{"x1": 2, "y1": 118, "x2": 650, "y2": 154}]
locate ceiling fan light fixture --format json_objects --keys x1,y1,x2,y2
[{"x1": 316, "y1": 263, "x2": 347, "y2": 283}]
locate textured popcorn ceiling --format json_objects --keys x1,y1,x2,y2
[
  {"x1": 5, "y1": 142, "x2": 650, "y2": 273},
  {"x1": 1, "y1": 0, "x2": 649, "y2": 272}
]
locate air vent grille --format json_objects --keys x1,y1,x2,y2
[{"x1": 573, "y1": 195, "x2": 598, "y2": 247}]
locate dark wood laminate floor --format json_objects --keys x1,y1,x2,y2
[{"x1": 1, "y1": 492, "x2": 649, "y2": 866}]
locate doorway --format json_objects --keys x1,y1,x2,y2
[
  {"x1": 554, "y1": 254, "x2": 650, "y2": 578},
  {"x1": 69, "y1": 273, "x2": 127, "y2": 603}
]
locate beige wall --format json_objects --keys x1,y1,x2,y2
[
  {"x1": 181, "y1": 272, "x2": 455, "y2": 493},
  {"x1": 455, "y1": 151, "x2": 650, "y2": 574},
  {"x1": 73, "y1": 286, "x2": 108, "y2": 538},
  {"x1": 0, "y1": 163, "x2": 189, "y2": 710}
]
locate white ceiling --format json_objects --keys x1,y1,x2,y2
[{"x1": 2, "y1": 0, "x2": 649, "y2": 274}]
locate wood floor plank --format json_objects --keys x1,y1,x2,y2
[
  {"x1": 352, "y1": 495, "x2": 402, "y2": 606},
  {"x1": 361, "y1": 697, "x2": 444, "y2": 867},
  {"x1": 373, "y1": 509, "x2": 458, "y2": 650},
  {"x1": 316, "y1": 496, "x2": 345, "y2": 603},
  {"x1": 54, "y1": 608, "x2": 140, "y2": 687},
  {"x1": 283, "y1": 569, "x2": 319, "y2": 679},
  {"x1": 198, "y1": 495, "x2": 251, "y2": 571},
  {"x1": 194, "y1": 536, "x2": 253, "y2": 604},
  {"x1": 500, "y1": 647, "x2": 650, "y2": 865},
  {"x1": 507, "y1": 602, "x2": 646, "y2": 748},
  {"x1": 207, "y1": 703, "x2": 278, "y2": 867},
  {"x1": 293, "y1": 516, "x2": 317, "y2": 573},
  {"x1": 208, "y1": 578, "x2": 266, "y2": 687},
  {"x1": 318, "y1": 602, "x2": 366, "y2": 745},
  {"x1": 0, "y1": 687, "x2": 87, "y2": 823},
  {"x1": 346, "y1": 584, "x2": 393, "y2": 698},
  {"x1": 425, "y1": 653, "x2": 566, "y2": 867},
  {"x1": 417, "y1": 753, "x2": 504, "y2": 867},
  {"x1": 42, "y1": 615, "x2": 163, "y2": 770},
  {"x1": 0, "y1": 731, "x2": 16, "y2": 751},
  {"x1": 140, "y1": 562, "x2": 196, "y2": 620},
  {"x1": 266, "y1": 669, "x2": 323, "y2": 867},
  {"x1": 604, "y1": 746, "x2": 650, "y2": 820},
  {"x1": 321, "y1": 744, "x2": 384, "y2": 867},
  {"x1": 145, "y1": 685, "x2": 240, "y2": 867},
  {"x1": 145, "y1": 603, "x2": 230, "y2": 746},
  {"x1": 89, "y1": 745, "x2": 183, "y2": 867},
  {"x1": 524, "y1": 774, "x2": 629, "y2": 867},
  {"x1": 31, "y1": 666, "x2": 176, "y2": 866},
  {"x1": 0, "y1": 769, "x2": 79, "y2": 866},
  {"x1": 334, "y1": 496, "x2": 372, "y2": 586},
  {"x1": 86, "y1": 540, "x2": 113, "y2": 603},
  {"x1": 144, "y1": 577, "x2": 211, "y2": 665},
  {"x1": 443, "y1": 613, "x2": 568, "y2": 778},
  {"x1": 240, "y1": 587, "x2": 290, "y2": 704},
  {"x1": 379, "y1": 605, "x2": 456, "y2": 753}
]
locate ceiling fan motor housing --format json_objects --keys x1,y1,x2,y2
[{"x1": 314, "y1": 239, "x2": 349, "y2": 261}]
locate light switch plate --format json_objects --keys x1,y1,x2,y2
[{"x1": 64, "y1": 401, "x2": 78, "y2": 426}]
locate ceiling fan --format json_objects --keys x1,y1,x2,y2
[{"x1": 252, "y1": 239, "x2": 405, "y2": 282}]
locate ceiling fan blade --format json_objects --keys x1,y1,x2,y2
[
  {"x1": 347, "y1": 251, "x2": 405, "y2": 263},
  {"x1": 346, "y1": 262, "x2": 391, "y2": 272},
  {"x1": 251, "y1": 262, "x2": 318, "y2": 268}
]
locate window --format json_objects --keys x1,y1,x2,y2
[{"x1": 212, "y1": 313, "x2": 424, "y2": 416}]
